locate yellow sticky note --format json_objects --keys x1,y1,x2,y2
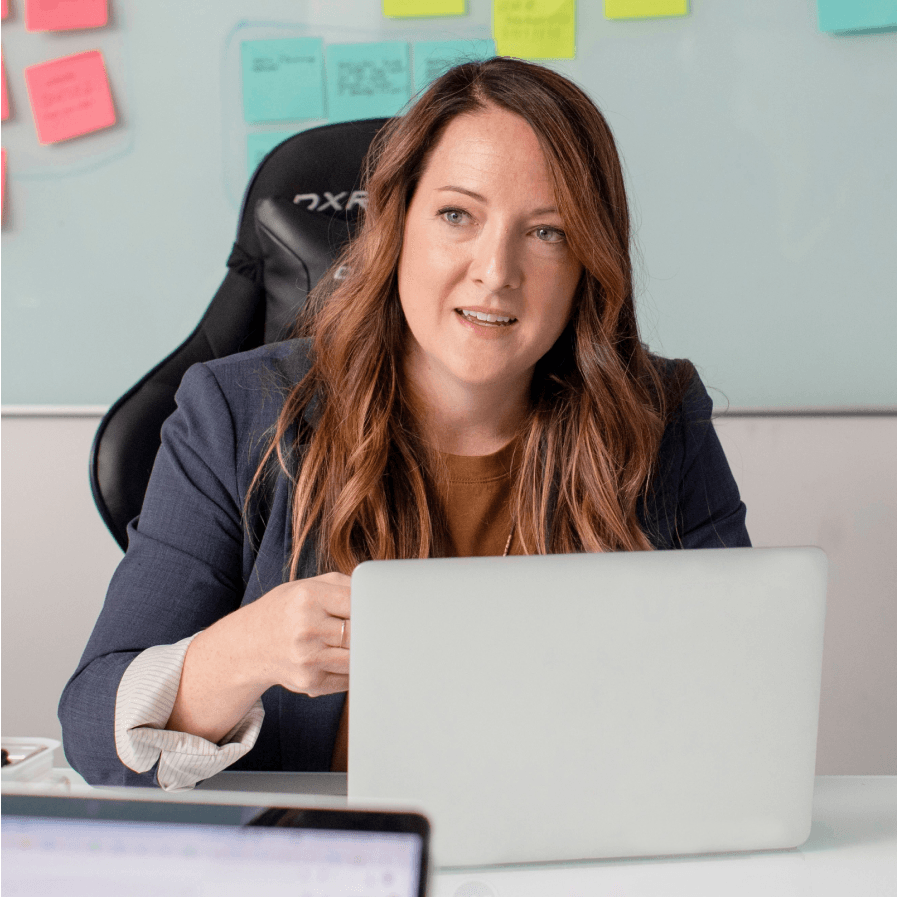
[
  {"x1": 493, "y1": 0, "x2": 576, "y2": 59},
  {"x1": 604, "y1": 0, "x2": 687, "y2": 19},
  {"x1": 383, "y1": 0, "x2": 465, "y2": 16}
]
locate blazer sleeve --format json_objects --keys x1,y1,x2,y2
[
  {"x1": 58, "y1": 363, "x2": 250, "y2": 786},
  {"x1": 645, "y1": 369, "x2": 751, "y2": 550}
]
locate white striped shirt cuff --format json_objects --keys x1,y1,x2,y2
[{"x1": 115, "y1": 635, "x2": 265, "y2": 792}]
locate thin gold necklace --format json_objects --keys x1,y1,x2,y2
[{"x1": 502, "y1": 522, "x2": 515, "y2": 557}]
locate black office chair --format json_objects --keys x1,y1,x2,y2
[{"x1": 90, "y1": 118, "x2": 389, "y2": 551}]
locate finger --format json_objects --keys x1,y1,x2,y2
[
  {"x1": 317, "y1": 581, "x2": 351, "y2": 621},
  {"x1": 318, "y1": 648, "x2": 350, "y2": 677},
  {"x1": 325, "y1": 615, "x2": 351, "y2": 651},
  {"x1": 317, "y1": 572, "x2": 352, "y2": 587},
  {"x1": 288, "y1": 670, "x2": 348, "y2": 698}
]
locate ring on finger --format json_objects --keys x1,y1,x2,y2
[{"x1": 339, "y1": 618, "x2": 347, "y2": 650}]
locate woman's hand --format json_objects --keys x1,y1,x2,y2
[
  {"x1": 166, "y1": 572, "x2": 351, "y2": 743},
  {"x1": 247, "y1": 572, "x2": 351, "y2": 697}
]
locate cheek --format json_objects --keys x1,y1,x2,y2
[
  {"x1": 396, "y1": 229, "x2": 428, "y2": 316},
  {"x1": 540, "y1": 264, "x2": 581, "y2": 330},
  {"x1": 399, "y1": 220, "x2": 437, "y2": 289},
  {"x1": 397, "y1": 249, "x2": 436, "y2": 334},
  {"x1": 399, "y1": 232, "x2": 466, "y2": 313}
]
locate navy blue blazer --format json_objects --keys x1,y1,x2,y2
[{"x1": 59, "y1": 339, "x2": 750, "y2": 786}]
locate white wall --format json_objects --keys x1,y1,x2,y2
[
  {"x1": 1, "y1": 415, "x2": 122, "y2": 766},
  {"x1": 714, "y1": 414, "x2": 897, "y2": 774},
  {"x1": 2, "y1": 412, "x2": 895, "y2": 773}
]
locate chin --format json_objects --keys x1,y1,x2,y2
[{"x1": 452, "y1": 365, "x2": 525, "y2": 391}]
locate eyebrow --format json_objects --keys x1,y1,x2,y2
[{"x1": 436, "y1": 185, "x2": 559, "y2": 217}]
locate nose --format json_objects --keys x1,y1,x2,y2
[{"x1": 469, "y1": 224, "x2": 523, "y2": 293}]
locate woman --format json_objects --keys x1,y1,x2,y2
[{"x1": 59, "y1": 58, "x2": 749, "y2": 789}]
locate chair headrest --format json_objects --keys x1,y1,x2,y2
[
  {"x1": 254, "y1": 197, "x2": 357, "y2": 342},
  {"x1": 237, "y1": 119, "x2": 388, "y2": 258},
  {"x1": 238, "y1": 119, "x2": 389, "y2": 342}
]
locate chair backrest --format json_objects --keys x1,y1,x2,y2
[{"x1": 90, "y1": 118, "x2": 389, "y2": 550}]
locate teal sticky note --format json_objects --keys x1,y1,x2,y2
[
  {"x1": 241, "y1": 38, "x2": 325, "y2": 123},
  {"x1": 325, "y1": 42, "x2": 411, "y2": 123},
  {"x1": 817, "y1": 0, "x2": 897, "y2": 33},
  {"x1": 247, "y1": 131, "x2": 298, "y2": 178},
  {"x1": 412, "y1": 39, "x2": 496, "y2": 93}
]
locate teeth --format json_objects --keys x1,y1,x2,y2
[{"x1": 460, "y1": 309, "x2": 515, "y2": 324}]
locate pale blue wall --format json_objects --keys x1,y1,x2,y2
[{"x1": 2, "y1": 0, "x2": 895, "y2": 408}]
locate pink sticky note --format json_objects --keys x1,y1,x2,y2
[
  {"x1": 24, "y1": 50, "x2": 116, "y2": 144},
  {"x1": 2, "y1": 0, "x2": 8, "y2": 20},
  {"x1": 25, "y1": 0, "x2": 108, "y2": 32},
  {"x1": 2, "y1": 53, "x2": 9, "y2": 121}
]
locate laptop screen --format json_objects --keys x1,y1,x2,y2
[{"x1": 2, "y1": 795, "x2": 427, "y2": 897}]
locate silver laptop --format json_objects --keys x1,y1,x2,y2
[{"x1": 348, "y1": 547, "x2": 827, "y2": 867}]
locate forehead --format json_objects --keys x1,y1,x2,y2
[{"x1": 417, "y1": 107, "x2": 556, "y2": 201}]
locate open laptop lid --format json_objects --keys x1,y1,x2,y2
[
  {"x1": 348, "y1": 547, "x2": 827, "y2": 867},
  {"x1": 2, "y1": 790, "x2": 429, "y2": 896}
]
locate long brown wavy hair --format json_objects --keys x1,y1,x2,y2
[{"x1": 250, "y1": 58, "x2": 693, "y2": 578}]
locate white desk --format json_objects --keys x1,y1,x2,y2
[
  {"x1": 433, "y1": 777, "x2": 897, "y2": 896},
  {"x1": 8, "y1": 773, "x2": 896, "y2": 895}
]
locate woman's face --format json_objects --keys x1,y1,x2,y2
[{"x1": 397, "y1": 105, "x2": 583, "y2": 400}]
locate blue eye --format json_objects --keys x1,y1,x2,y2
[
  {"x1": 439, "y1": 208, "x2": 467, "y2": 226},
  {"x1": 535, "y1": 226, "x2": 565, "y2": 243}
]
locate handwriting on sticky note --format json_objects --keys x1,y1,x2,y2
[
  {"x1": 325, "y1": 42, "x2": 411, "y2": 123},
  {"x1": 493, "y1": 0, "x2": 576, "y2": 59},
  {"x1": 412, "y1": 39, "x2": 496, "y2": 92},
  {"x1": 2, "y1": 52, "x2": 9, "y2": 121},
  {"x1": 25, "y1": 0, "x2": 108, "y2": 31},
  {"x1": 604, "y1": 0, "x2": 687, "y2": 18},
  {"x1": 383, "y1": 0, "x2": 465, "y2": 16},
  {"x1": 24, "y1": 50, "x2": 116, "y2": 144},
  {"x1": 816, "y1": 0, "x2": 897, "y2": 33},
  {"x1": 241, "y1": 38, "x2": 325, "y2": 124}
]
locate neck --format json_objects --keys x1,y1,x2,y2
[{"x1": 404, "y1": 363, "x2": 530, "y2": 456}]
